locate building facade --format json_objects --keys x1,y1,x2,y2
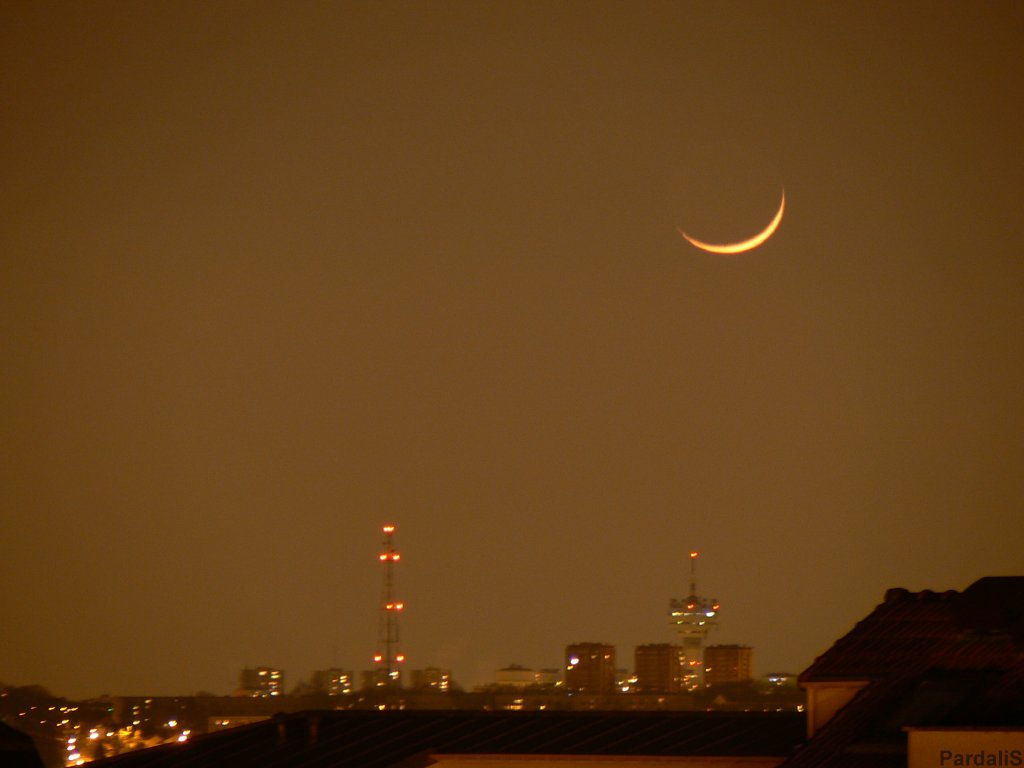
[
  {"x1": 634, "y1": 644, "x2": 687, "y2": 693},
  {"x1": 311, "y1": 669, "x2": 353, "y2": 696},
  {"x1": 410, "y1": 667, "x2": 451, "y2": 691},
  {"x1": 565, "y1": 643, "x2": 616, "y2": 695},
  {"x1": 495, "y1": 665, "x2": 537, "y2": 689},
  {"x1": 704, "y1": 645, "x2": 754, "y2": 687},
  {"x1": 238, "y1": 667, "x2": 284, "y2": 697}
]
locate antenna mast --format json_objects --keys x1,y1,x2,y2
[
  {"x1": 374, "y1": 524, "x2": 405, "y2": 689},
  {"x1": 669, "y1": 551, "x2": 720, "y2": 690}
]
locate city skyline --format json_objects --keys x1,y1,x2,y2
[
  {"x1": 4, "y1": 539, "x2": 763, "y2": 698},
  {"x1": 4, "y1": 1, "x2": 1023, "y2": 700}
]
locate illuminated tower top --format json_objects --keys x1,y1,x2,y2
[
  {"x1": 670, "y1": 551, "x2": 720, "y2": 640},
  {"x1": 669, "y1": 551, "x2": 720, "y2": 689},
  {"x1": 374, "y1": 524, "x2": 405, "y2": 688}
]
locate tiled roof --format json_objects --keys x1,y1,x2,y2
[
  {"x1": 801, "y1": 577, "x2": 1024, "y2": 682},
  {"x1": 90, "y1": 710, "x2": 805, "y2": 768},
  {"x1": 784, "y1": 577, "x2": 1024, "y2": 768}
]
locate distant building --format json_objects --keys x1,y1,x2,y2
[
  {"x1": 704, "y1": 645, "x2": 753, "y2": 687},
  {"x1": 495, "y1": 665, "x2": 535, "y2": 689},
  {"x1": 493, "y1": 665, "x2": 565, "y2": 691},
  {"x1": 669, "y1": 552, "x2": 720, "y2": 690},
  {"x1": 634, "y1": 644, "x2": 687, "y2": 693},
  {"x1": 614, "y1": 668, "x2": 633, "y2": 693},
  {"x1": 111, "y1": 694, "x2": 289, "y2": 735},
  {"x1": 358, "y1": 670, "x2": 383, "y2": 691},
  {"x1": 534, "y1": 668, "x2": 562, "y2": 689},
  {"x1": 311, "y1": 669, "x2": 353, "y2": 696},
  {"x1": 565, "y1": 643, "x2": 616, "y2": 695},
  {"x1": 410, "y1": 668, "x2": 451, "y2": 692},
  {"x1": 237, "y1": 667, "x2": 284, "y2": 697},
  {"x1": 757, "y1": 673, "x2": 798, "y2": 692}
]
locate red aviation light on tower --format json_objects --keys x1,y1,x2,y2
[
  {"x1": 375, "y1": 523, "x2": 405, "y2": 691},
  {"x1": 670, "y1": 550, "x2": 719, "y2": 692}
]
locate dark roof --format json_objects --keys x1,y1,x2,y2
[
  {"x1": 784, "y1": 577, "x2": 1024, "y2": 768},
  {"x1": 801, "y1": 577, "x2": 1024, "y2": 683},
  {"x1": 91, "y1": 710, "x2": 805, "y2": 768},
  {"x1": 0, "y1": 721, "x2": 45, "y2": 768}
]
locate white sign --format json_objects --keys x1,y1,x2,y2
[{"x1": 909, "y1": 729, "x2": 1024, "y2": 768}]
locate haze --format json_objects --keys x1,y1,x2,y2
[{"x1": 2, "y1": 1, "x2": 1022, "y2": 699}]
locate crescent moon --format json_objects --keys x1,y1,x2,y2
[{"x1": 678, "y1": 190, "x2": 785, "y2": 254}]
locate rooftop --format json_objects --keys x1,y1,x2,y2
[
  {"x1": 92, "y1": 710, "x2": 805, "y2": 768},
  {"x1": 785, "y1": 577, "x2": 1024, "y2": 768}
]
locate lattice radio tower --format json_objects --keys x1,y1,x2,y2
[{"x1": 373, "y1": 524, "x2": 405, "y2": 688}]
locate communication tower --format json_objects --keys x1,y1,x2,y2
[
  {"x1": 669, "y1": 551, "x2": 720, "y2": 690},
  {"x1": 373, "y1": 524, "x2": 405, "y2": 688}
]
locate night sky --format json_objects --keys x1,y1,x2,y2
[{"x1": 3, "y1": 2, "x2": 1022, "y2": 700}]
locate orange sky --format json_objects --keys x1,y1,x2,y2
[{"x1": 2, "y1": 1, "x2": 1022, "y2": 699}]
